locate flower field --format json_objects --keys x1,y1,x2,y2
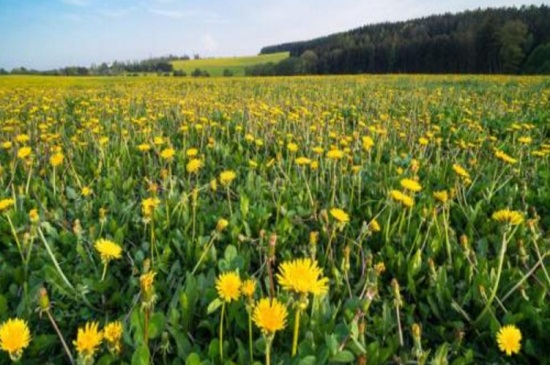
[{"x1": 0, "y1": 74, "x2": 549, "y2": 364}]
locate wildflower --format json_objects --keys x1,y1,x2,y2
[
  {"x1": 186, "y1": 159, "x2": 203, "y2": 174},
  {"x1": 496, "y1": 325, "x2": 521, "y2": 356},
  {"x1": 418, "y1": 137, "x2": 429, "y2": 145},
  {"x1": 0, "y1": 318, "x2": 31, "y2": 362},
  {"x1": 137, "y1": 143, "x2": 151, "y2": 152},
  {"x1": 140, "y1": 271, "x2": 157, "y2": 309},
  {"x1": 216, "y1": 218, "x2": 229, "y2": 232},
  {"x1": 241, "y1": 279, "x2": 256, "y2": 300},
  {"x1": 369, "y1": 219, "x2": 381, "y2": 232},
  {"x1": 219, "y1": 170, "x2": 237, "y2": 186},
  {"x1": 295, "y1": 157, "x2": 311, "y2": 166},
  {"x1": 330, "y1": 208, "x2": 350, "y2": 224},
  {"x1": 492, "y1": 209, "x2": 524, "y2": 226},
  {"x1": 29, "y1": 208, "x2": 39, "y2": 223},
  {"x1": 94, "y1": 239, "x2": 123, "y2": 262},
  {"x1": 0, "y1": 198, "x2": 14, "y2": 212},
  {"x1": 142, "y1": 197, "x2": 160, "y2": 218},
  {"x1": 362, "y1": 136, "x2": 374, "y2": 151},
  {"x1": 452, "y1": 163, "x2": 470, "y2": 179},
  {"x1": 82, "y1": 186, "x2": 92, "y2": 197},
  {"x1": 73, "y1": 322, "x2": 102, "y2": 363},
  {"x1": 50, "y1": 152, "x2": 64, "y2": 167},
  {"x1": 186, "y1": 148, "x2": 198, "y2": 157},
  {"x1": 160, "y1": 147, "x2": 175, "y2": 160},
  {"x1": 433, "y1": 190, "x2": 449, "y2": 204},
  {"x1": 103, "y1": 321, "x2": 123, "y2": 355},
  {"x1": 216, "y1": 272, "x2": 242, "y2": 302},
  {"x1": 252, "y1": 298, "x2": 288, "y2": 335},
  {"x1": 390, "y1": 190, "x2": 414, "y2": 208},
  {"x1": 326, "y1": 149, "x2": 344, "y2": 160},
  {"x1": 517, "y1": 136, "x2": 532, "y2": 144},
  {"x1": 400, "y1": 178, "x2": 422, "y2": 192},
  {"x1": 17, "y1": 147, "x2": 32, "y2": 159},
  {"x1": 495, "y1": 150, "x2": 517, "y2": 164},
  {"x1": 287, "y1": 142, "x2": 298, "y2": 152},
  {"x1": 277, "y1": 258, "x2": 328, "y2": 296},
  {"x1": 140, "y1": 271, "x2": 156, "y2": 296}
]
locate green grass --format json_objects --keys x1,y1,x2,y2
[{"x1": 171, "y1": 52, "x2": 289, "y2": 76}]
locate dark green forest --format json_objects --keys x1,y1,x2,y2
[{"x1": 248, "y1": 5, "x2": 550, "y2": 75}]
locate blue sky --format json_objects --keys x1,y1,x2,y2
[{"x1": 0, "y1": 0, "x2": 547, "y2": 70}]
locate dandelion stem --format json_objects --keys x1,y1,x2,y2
[
  {"x1": 474, "y1": 227, "x2": 516, "y2": 324},
  {"x1": 265, "y1": 335, "x2": 273, "y2": 365},
  {"x1": 248, "y1": 311, "x2": 254, "y2": 364},
  {"x1": 101, "y1": 262, "x2": 108, "y2": 281},
  {"x1": 291, "y1": 307, "x2": 301, "y2": 357},
  {"x1": 219, "y1": 302, "x2": 225, "y2": 364},
  {"x1": 190, "y1": 233, "x2": 217, "y2": 276},
  {"x1": 45, "y1": 309, "x2": 75, "y2": 365}
]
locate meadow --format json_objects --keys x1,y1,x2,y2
[
  {"x1": 170, "y1": 52, "x2": 289, "y2": 76},
  {"x1": 0, "y1": 74, "x2": 549, "y2": 364}
]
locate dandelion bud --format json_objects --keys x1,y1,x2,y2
[
  {"x1": 268, "y1": 233, "x2": 277, "y2": 261},
  {"x1": 38, "y1": 287, "x2": 50, "y2": 311},
  {"x1": 216, "y1": 218, "x2": 229, "y2": 233},
  {"x1": 29, "y1": 209, "x2": 39, "y2": 223},
  {"x1": 391, "y1": 279, "x2": 402, "y2": 307}
]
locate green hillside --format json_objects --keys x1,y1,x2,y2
[{"x1": 171, "y1": 52, "x2": 289, "y2": 76}]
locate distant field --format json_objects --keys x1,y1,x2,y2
[{"x1": 171, "y1": 52, "x2": 289, "y2": 76}]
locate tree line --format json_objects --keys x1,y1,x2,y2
[{"x1": 249, "y1": 5, "x2": 550, "y2": 75}]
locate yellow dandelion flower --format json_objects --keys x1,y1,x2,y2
[
  {"x1": 160, "y1": 147, "x2": 175, "y2": 160},
  {"x1": 186, "y1": 148, "x2": 199, "y2": 157},
  {"x1": 216, "y1": 218, "x2": 229, "y2": 232},
  {"x1": 492, "y1": 209, "x2": 524, "y2": 226},
  {"x1": 433, "y1": 190, "x2": 449, "y2": 204},
  {"x1": 0, "y1": 318, "x2": 31, "y2": 361},
  {"x1": 241, "y1": 279, "x2": 256, "y2": 299},
  {"x1": 287, "y1": 142, "x2": 298, "y2": 152},
  {"x1": 219, "y1": 170, "x2": 237, "y2": 186},
  {"x1": 29, "y1": 209, "x2": 39, "y2": 223},
  {"x1": 82, "y1": 186, "x2": 92, "y2": 197},
  {"x1": 140, "y1": 271, "x2": 156, "y2": 294},
  {"x1": 186, "y1": 158, "x2": 203, "y2": 174},
  {"x1": 252, "y1": 298, "x2": 288, "y2": 335},
  {"x1": 0, "y1": 198, "x2": 14, "y2": 212},
  {"x1": 94, "y1": 239, "x2": 122, "y2": 262},
  {"x1": 452, "y1": 163, "x2": 470, "y2": 179},
  {"x1": 103, "y1": 321, "x2": 123, "y2": 354},
  {"x1": 103, "y1": 321, "x2": 122, "y2": 344},
  {"x1": 517, "y1": 136, "x2": 532, "y2": 145},
  {"x1": 137, "y1": 143, "x2": 151, "y2": 152},
  {"x1": 326, "y1": 149, "x2": 344, "y2": 160},
  {"x1": 17, "y1": 147, "x2": 32, "y2": 159},
  {"x1": 73, "y1": 322, "x2": 102, "y2": 360},
  {"x1": 2, "y1": 141, "x2": 12, "y2": 149},
  {"x1": 390, "y1": 190, "x2": 414, "y2": 207},
  {"x1": 496, "y1": 325, "x2": 521, "y2": 356},
  {"x1": 216, "y1": 271, "x2": 242, "y2": 302},
  {"x1": 369, "y1": 219, "x2": 381, "y2": 232},
  {"x1": 400, "y1": 178, "x2": 422, "y2": 192},
  {"x1": 277, "y1": 258, "x2": 328, "y2": 295},
  {"x1": 495, "y1": 150, "x2": 517, "y2": 164},
  {"x1": 295, "y1": 157, "x2": 311, "y2": 166},
  {"x1": 362, "y1": 136, "x2": 374, "y2": 151},
  {"x1": 142, "y1": 197, "x2": 160, "y2": 218},
  {"x1": 330, "y1": 208, "x2": 350, "y2": 224},
  {"x1": 50, "y1": 152, "x2": 64, "y2": 167}
]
